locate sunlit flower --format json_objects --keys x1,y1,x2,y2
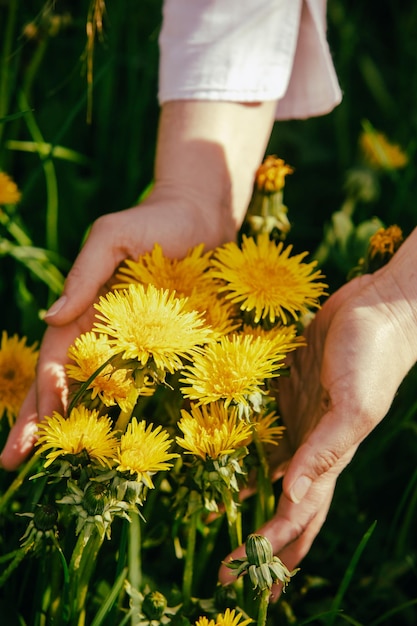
[
  {"x1": 255, "y1": 155, "x2": 294, "y2": 193},
  {"x1": 195, "y1": 609, "x2": 252, "y2": 626},
  {"x1": 195, "y1": 617, "x2": 215, "y2": 626},
  {"x1": 36, "y1": 406, "x2": 118, "y2": 468},
  {"x1": 176, "y1": 403, "x2": 252, "y2": 460},
  {"x1": 184, "y1": 289, "x2": 241, "y2": 337},
  {"x1": 210, "y1": 234, "x2": 327, "y2": 324},
  {"x1": 115, "y1": 417, "x2": 179, "y2": 488},
  {"x1": 0, "y1": 331, "x2": 38, "y2": 427},
  {"x1": 115, "y1": 242, "x2": 213, "y2": 296},
  {"x1": 238, "y1": 323, "x2": 304, "y2": 352},
  {"x1": 247, "y1": 411, "x2": 285, "y2": 447},
  {"x1": 66, "y1": 332, "x2": 143, "y2": 412},
  {"x1": 180, "y1": 334, "x2": 289, "y2": 406},
  {"x1": 359, "y1": 126, "x2": 408, "y2": 170},
  {"x1": 0, "y1": 172, "x2": 21, "y2": 205},
  {"x1": 216, "y1": 608, "x2": 253, "y2": 626},
  {"x1": 93, "y1": 283, "x2": 213, "y2": 374}
]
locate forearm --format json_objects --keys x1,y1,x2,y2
[{"x1": 151, "y1": 99, "x2": 277, "y2": 245}]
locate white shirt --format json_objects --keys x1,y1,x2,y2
[{"x1": 158, "y1": 0, "x2": 342, "y2": 120}]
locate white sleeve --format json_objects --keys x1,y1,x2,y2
[
  {"x1": 158, "y1": 0, "x2": 342, "y2": 120},
  {"x1": 158, "y1": 0, "x2": 302, "y2": 103}
]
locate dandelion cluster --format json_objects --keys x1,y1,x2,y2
[{"x1": 0, "y1": 206, "x2": 328, "y2": 624}]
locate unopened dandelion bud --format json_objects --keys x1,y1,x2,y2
[
  {"x1": 142, "y1": 590, "x2": 167, "y2": 620},
  {"x1": 33, "y1": 504, "x2": 58, "y2": 532},
  {"x1": 246, "y1": 533, "x2": 274, "y2": 567},
  {"x1": 83, "y1": 483, "x2": 108, "y2": 516}
]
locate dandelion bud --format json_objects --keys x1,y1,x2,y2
[
  {"x1": 33, "y1": 504, "x2": 58, "y2": 532},
  {"x1": 142, "y1": 590, "x2": 167, "y2": 620},
  {"x1": 82, "y1": 483, "x2": 108, "y2": 516},
  {"x1": 255, "y1": 156, "x2": 294, "y2": 194},
  {"x1": 246, "y1": 533, "x2": 273, "y2": 567}
]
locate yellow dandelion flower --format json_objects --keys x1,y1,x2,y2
[
  {"x1": 66, "y1": 332, "x2": 143, "y2": 412},
  {"x1": 238, "y1": 323, "x2": 305, "y2": 353},
  {"x1": 248, "y1": 411, "x2": 285, "y2": 447},
  {"x1": 195, "y1": 618, "x2": 215, "y2": 626},
  {"x1": 115, "y1": 417, "x2": 179, "y2": 488},
  {"x1": 0, "y1": 172, "x2": 21, "y2": 205},
  {"x1": 115, "y1": 242, "x2": 213, "y2": 296},
  {"x1": 216, "y1": 608, "x2": 253, "y2": 626},
  {"x1": 255, "y1": 155, "x2": 294, "y2": 193},
  {"x1": 180, "y1": 334, "x2": 288, "y2": 406},
  {"x1": 359, "y1": 126, "x2": 408, "y2": 170},
  {"x1": 36, "y1": 406, "x2": 118, "y2": 468},
  {"x1": 93, "y1": 283, "x2": 213, "y2": 374},
  {"x1": 184, "y1": 288, "x2": 241, "y2": 337},
  {"x1": 0, "y1": 331, "x2": 38, "y2": 427},
  {"x1": 210, "y1": 233, "x2": 327, "y2": 324},
  {"x1": 176, "y1": 402, "x2": 252, "y2": 460}
]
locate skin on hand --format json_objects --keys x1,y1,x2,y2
[
  {"x1": 0, "y1": 99, "x2": 277, "y2": 471},
  {"x1": 220, "y1": 228, "x2": 417, "y2": 590}
]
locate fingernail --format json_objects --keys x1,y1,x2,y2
[
  {"x1": 290, "y1": 475, "x2": 312, "y2": 503},
  {"x1": 44, "y1": 295, "x2": 67, "y2": 319}
]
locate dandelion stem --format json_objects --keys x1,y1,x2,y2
[
  {"x1": 128, "y1": 511, "x2": 142, "y2": 626},
  {"x1": 257, "y1": 588, "x2": 271, "y2": 626},
  {"x1": 182, "y1": 491, "x2": 200, "y2": 610},
  {"x1": 0, "y1": 451, "x2": 41, "y2": 514},
  {"x1": 67, "y1": 525, "x2": 104, "y2": 626},
  {"x1": 252, "y1": 431, "x2": 275, "y2": 528}
]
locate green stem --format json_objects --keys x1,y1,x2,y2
[
  {"x1": 221, "y1": 487, "x2": 242, "y2": 551},
  {"x1": 257, "y1": 588, "x2": 271, "y2": 626},
  {"x1": 182, "y1": 492, "x2": 200, "y2": 611},
  {"x1": 67, "y1": 525, "x2": 104, "y2": 626},
  {"x1": 128, "y1": 511, "x2": 142, "y2": 626},
  {"x1": 253, "y1": 432, "x2": 275, "y2": 529},
  {"x1": 18, "y1": 91, "x2": 59, "y2": 256},
  {"x1": 0, "y1": 452, "x2": 41, "y2": 514}
]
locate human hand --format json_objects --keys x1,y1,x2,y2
[{"x1": 219, "y1": 237, "x2": 417, "y2": 594}]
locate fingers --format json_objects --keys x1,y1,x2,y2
[
  {"x1": 44, "y1": 214, "x2": 129, "y2": 326},
  {"x1": 0, "y1": 384, "x2": 39, "y2": 470}
]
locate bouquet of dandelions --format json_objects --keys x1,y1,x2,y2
[{"x1": 0, "y1": 157, "x2": 328, "y2": 626}]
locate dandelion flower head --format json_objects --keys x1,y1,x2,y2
[
  {"x1": 36, "y1": 406, "x2": 118, "y2": 468},
  {"x1": 0, "y1": 172, "x2": 21, "y2": 205},
  {"x1": 180, "y1": 333, "x2": 288, "y2": 406},
  {"x1": 216, "y1": 609, "x2": 253, "y2": 626},
  {"x1": 0, "y1": 331, "x2": 38, "y2": 427},
  {"x1": 66, "y1": 331, "x2": 142, "y2": 412},
  {"x1": 93, "y1": 283, "x2": 213, "y2": 374},
  {"x1": 115, "y1": 242, "x2": 213, "y2": 296},
  {"x1": 176, "y1": 402, "x2": 252, "y2": 460},
  {"x1": 210, "y1": 233, "x2": 327, "y2": 324},
  {"x1": 115, "y1": 417, "x2": 179, "y2": 488}
]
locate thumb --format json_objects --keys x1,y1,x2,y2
[{"x1": 44, "y1": 216, "x2": 128, "y2": 326}]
